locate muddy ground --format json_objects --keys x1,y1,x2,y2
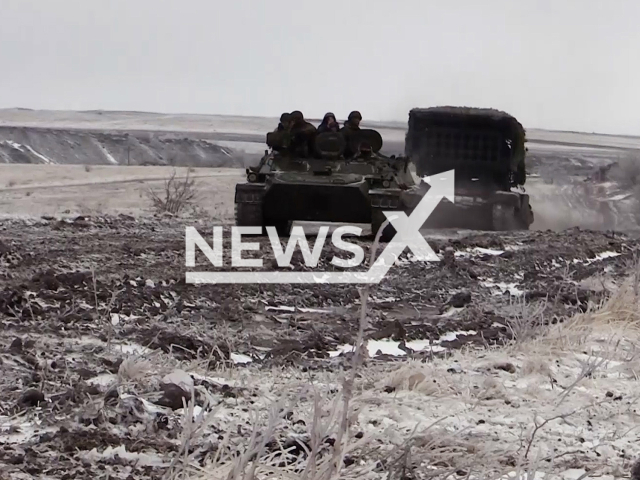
[
  {"x1": 1, "y1": 213, "x2": 639, "y2": 478},
  {"x1": 1, "y1": 109, "x2": 640, "y2": 478}
]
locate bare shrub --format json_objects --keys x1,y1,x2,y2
[
  {"x1": 501, "y1": 295, "x2": 549, "y2": 344},
  {"x1": 146, "y1": 169, "x2": 199, "y2": 215}
]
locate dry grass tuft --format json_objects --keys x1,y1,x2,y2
[
  {"x1": 91, "y1": 259, "x2": 640, "y2": 480},
  {"x1": 156, "y1": 259, "x2": 640, "y2": 480},
  {"x1": 533, "y1": 270, "x2": 640, "y2": 354},
  {"x1": 164, "y1": 217, "x2": 394, "y2": 480}
]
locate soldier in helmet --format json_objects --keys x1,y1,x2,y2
[
  {"x1": 289, "y1": 110, "x2": 317, "y2": 157},
  {"x1": 340, "y1": 111, "x2": 362, "y2": 157},
  {"x1": 275, "y1": 112, "x2": 292, "y2": 132},
  {"x1": 266, "y1": 112, "x2": 294, "y2": 152},
  {"x1": 290, "y1": 111, "x2": 313, "y2": 129},
  {"x1": 341, "y1": 111, "x2": 362, "y2": 131}
]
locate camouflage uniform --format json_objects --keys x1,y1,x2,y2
[
  {"x1": 289, "y1": 111, "x2": 317, "y2": 157},
  {"x1": 265, "y1": 113, "x2": 294, "y2": 152},
  {"x1": 340, "y1": 111, "x2": 362, "y2": 157}
]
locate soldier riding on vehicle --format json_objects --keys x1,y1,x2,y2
[
  {"x1": 289, "y1": 111, "x2": 317, "y2": 157},
  {"x1": 237, "y1": 107, "x2": 418, "y2": 241},
  {"x1": 275, "y1": 112, "x2": 292, "y2": 132},
  {"x1": 317, "y1": 112, "x2": 340, "y2": 133},
  {"x1": 340, "y1": 110, "x2": 362, "y2": 158}
]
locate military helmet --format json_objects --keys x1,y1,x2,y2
[
  {"x1": 290, "y1": 110, "x2": 304, "y2": 121},
  {"x1": 280, "y1": 112, "x2": 291, "y2": 123}
]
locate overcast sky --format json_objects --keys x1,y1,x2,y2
[{"x1": 0, "y1": 0, "x2": 638, "y2": 135}]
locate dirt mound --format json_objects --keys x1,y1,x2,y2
[{"x1": 0, "y1": 126, "x2": 246, "y2": 168}]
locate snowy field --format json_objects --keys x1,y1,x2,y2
[
  {"x1": 2, "y1": 219, "x2": 640, "y2": 479},
  {"x1": 1, "y1": 109, "x2": 640, "y2": 479}
]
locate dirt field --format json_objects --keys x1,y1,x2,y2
[
  {"x1": 2, "y1": 208, "x2": 640, "y2": 479},
  {"x1": 0, "y1": 165, "x2": 242, "y2": 220},
  {"x1": 2, "y1": 115, "x2": 640, "y2": 479}
]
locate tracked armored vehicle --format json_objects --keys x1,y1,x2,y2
[
  {"x1": 405, "y1": 106, "x2": 534, "y2": 230},
  {"x1": 234, "y1": 127, "x2": 419, "y2": 241}
]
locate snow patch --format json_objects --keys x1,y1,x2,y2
[
  {"x1": 592, "y1": 251, "x2": 622, "y2": 261},
  {"x1": 214, "y1": 140, "x2": 268, "y2": 154},
  {"x1": 264, "y1": 304, "x2": 333, "y2": 314},
  {"x1": 119, "y1": 394, "x2": 169, "y2": 414},
  {"x1": 162, "y1": 370, "x2": 194, "y2": 391},
  {"x1": 97, "y1": 142, "x2": 119, "y2": 164},
  {"x1": 265, "y1": 305, "x2": 295, "y2": 312},
  {"x1": 114, "y1": 342, "x2": 154, "y2": 356},
  {"x1": 177, "y1": 404, "x2": 204, "y2": 420},
  {"x1": 110, "y1": 313, "x2": 141, "y2": 325},
  {"x1": 572, "y1": 251, "x2": 622, "y2": 266},
  {"x1": 473, "y1": 247, "x2": 505, "y2": 256},
  {"x1": 0, "y1": 418, "x2": 58, "y2": 444},
  {"x1": 370, "y1": 296, "x2": 400, "y2": 304},
  {"x1": 80, "y1": 445, "x2": 169, "y2": 467},
  {"x1": 1, "y1": 140, "x2": 24, "y2": 151},
  {"x1": 230, "y1": 353, "x2": 253, "y2": 364},
  {"x1": 481, "y1": 279, "x2": 525, "y2": 297},
  {"x1": 454, "y1": 247, "x2": 507, "y2": 258},
  {"x1": 86, "y1": 373, "x2": 118, "y2": 387},
  {"x1": 24, "y1": 145, "x2": 53, "y2": 164},
  {"x1": 603, "y1": 193, "x2": 632, "y2": 202},
  {"x1": 329, "y1": 330, "x2": 477, "y2": 358}
]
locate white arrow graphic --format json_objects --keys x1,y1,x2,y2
[
  {"x1": 185, "y1": 169, "x2": 455, "y2": 284},
  {"x1": 360, "y1": 169, "x2": 454, "y2": 283}
]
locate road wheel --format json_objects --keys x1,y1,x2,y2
[
  {"x1": 514, "y1": 202, "x2": 534, "y2": 230},
  {"x1": 514, "y1": 204, "x2": 534, "y2": 230},
  {"x1": 371, "y1": 208, "x2": 397, "y2": 242},
  {"x1": 491, "y1": 204, "x2": 518, "y2": 231}
]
